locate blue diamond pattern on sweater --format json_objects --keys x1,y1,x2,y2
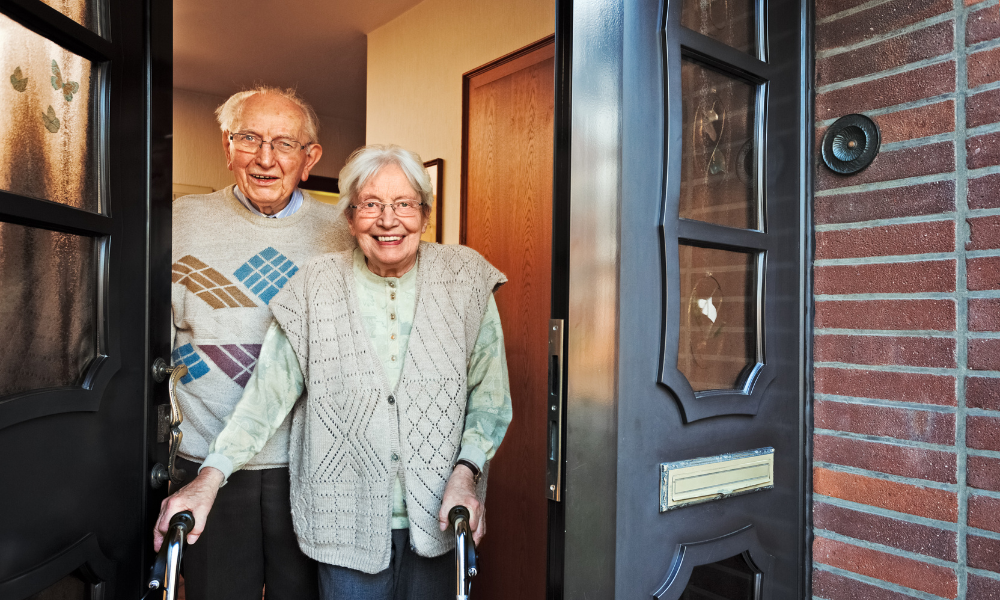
[
  {"x1": 170, "y1": 343, "x2": 210, "y2": 383},
  {"x1": 233, "y1": 247, "x2": 299, "y2": 304}
]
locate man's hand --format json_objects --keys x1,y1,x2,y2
[
  {"x1": 153, "y1": 467, "x2": 224, "y2": 551},
  {"x1": 438, "y1": 464, "x2": 483, "y2": 544}
]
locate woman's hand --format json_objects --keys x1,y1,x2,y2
[
  {"x1": 153, "y1": 467, "x2": 225, "y2": 551},
  {"x1": 438, "y1": 464, "x2": 483, "y2": 544}
]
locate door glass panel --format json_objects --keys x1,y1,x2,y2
[
  {"x1": 680, "y1": 553, "x2": 758, "y2": 600},
  {"x1": 0, "y1": 222, "x2": 97, "y2": 397},
  {"x1": 678, "y1": 245, "x2": 756, "y2": 392},
  {"x1": 38, "y1": 0, "x2": 103, "y2": 35},
  {"x1": 25, "y1": 572, "x2": 90, "y2": 600},
  {"x1": 681, "y1": 0, "x2": 755, "y2": 54},
  {"x1": 0, "y1": 13, "x2": 101, "y2": 212},
  {"x1": 679, "y1": 59, "x2": 758, "y2": 230}
]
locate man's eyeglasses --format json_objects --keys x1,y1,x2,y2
[
  {"x1": 350, "y1": 201, "x2": 424, "y2": 218},
  {"x1": 229, "y1": 132, "x2": 308, "y2": 155}
]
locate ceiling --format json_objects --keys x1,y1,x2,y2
[{"x1": 173, "y1": 0, "x2": 425, "y2": 123}]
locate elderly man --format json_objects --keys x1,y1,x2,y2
[{"x1": 163, "y1": 85, "x2": 352, "y2": 600}]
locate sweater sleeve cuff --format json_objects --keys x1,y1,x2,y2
[
  {"x1": 456, "y1": 446, "x2": 487, "y2": 472},
  {"x1": 199, "y1": 453, "x2": 234, "y2": 486}
]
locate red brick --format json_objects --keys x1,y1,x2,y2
[
  {"x1": 970, "y1": 299, "x2": 1000, "y2": 332},
  {"x1": 816, "y1": 334, "x2": 956, "y2": 368},
  {"x1": 967, "y1": 376, "x2": 1000, "y2": 410},
  {"x1": 969, "y1": 535, "x2": 1000, "y2": 573},
  {"x1": 969, "y1": 574, "x2": 1000, "y2": 600},
  {"x1": 969, "y1": 216, "x2": 1000, "y2": 252},
  {"x1": 816, "y1": 0, "x2": 952, "y2": 51},
  {"x1": 816, "y1": 22, "x2": 954, "y2": 86},
  {"x1": 815, "y1": 435, "x2": 956, "y2": 482},
  {"x1": 814, "y1": 502, "x2": 957, "y2": 561},
  {"x1": 969, "y1": 173, "x2": 1000, "y2": 210},
  {"x1": 816, "y1": 221, "x2": 954, "y2": 260},
  {"x1": 968, "y1": 415, "x2": 1000, "y2": 451},
  {"x1": 816, "y1": 142, "x2": 955, "y2": 191},
  {"x1": 813, "y1": 570, "x2": 923, "y2": 600},
  {"x1": 965, "y1": 0, "x2": 990, "y2": 5},
  {"x1": 970, "y1": 339, "x2": 1000, "y2": 371},
  {"x1": 815, "y1": 367, "x2": 956, "y2": 405},
  {"x1": 815, "y1": 260, "x2": 955, "y2": 294},
  {"x1": 816, "y1": 299, "x2": 955, "y2": 331},
  {"x1": 814, "y1": 467, "x2": 959, "y2": 521},
  {"x1": 815, "y1": 0, "x2": 872, "y2": 19},
  {"x1": 815, "y1": 399, "x2": 955, "y2": 444},
  {"x1": 967, "y1": 256, "x2": 1000, "y2": 290},
  {"x1": 816, "y1": 62, "x2": 955, "y2": 117},
  {"x1": 967, "y1": 5, "x2": 1000, "y2": 45},
  {"x1": 969, "y1": 494, "x2": 1000, "y2": 534},
  {"x1": 968, "y1": 131, "x2": 1000, "y2": 170},
  {"x1": 813, "y1": 537, "x2": 957, "y2": 598},
  {"x1": 814, "y1": 180, "x2": 955, "y2": 225},
  {"x1": 968, "y1": 455, "x2": 1000, "y2": 492},
  {"x1": 877, "y1": 101, "x2": 955, "y2": 143},
  {"x1": 967, "y1": 88, "x2": 1000, "y2": 129},
  {"x1": 969, "y1": 46, "x2": 1000, "y2": 88}
]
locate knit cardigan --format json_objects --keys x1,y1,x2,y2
[{"x1": 269, "y1": 242, "x2": 506, "y2": 573}]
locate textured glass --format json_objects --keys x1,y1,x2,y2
[
  {"x1": 25, "y1": 572, "x2": 89, "y2": 600},
  {"x1": 679, "y1": 60, "x2": 758, "y2": 230},
  {"x1": 681, "y1": 0, "x2": 755, "y2": 54},
  {"x1": 0, "y1": 222, "x2": 97, "y2": 397},
  {"x1": 0, "y1": 13, "x2": 99, "y2": 212},
  {"x1": 678, "y1": 245, "x2": 756, "y2": 392},
  {"x1": 38, "y1": 0, "x2": 102, "y2": 36},
  {"x1": 680, "y1": 554, "x2": 757, "y2": 600}
]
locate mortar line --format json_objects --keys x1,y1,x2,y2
[
  {"x1": 817, "y1": 54, "x2": 954, "y2": 94},
  {"x1": 816, "y1": 13, "x2": 955, "y2": 58}
]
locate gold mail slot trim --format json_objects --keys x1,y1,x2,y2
[{"x1": 659, "y1": 447, "x2": 774, "y2": 512}]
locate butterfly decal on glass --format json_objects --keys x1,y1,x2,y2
[
  {"x1": 42, "y1": 105, "x2": 60, "y2": 133},
  {"x1": 51, "y1": 60, "x2": 79, "y2": 102},
  {"x1": 10, "y1": 67, "x2": 27, "y2": 92}
]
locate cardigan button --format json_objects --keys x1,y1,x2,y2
[
  {"x1": 388, "y1": 395, "x2": 395, "y2": 405},
  {"x1": 391, "y1": 453, "x2": 400, "y2": 461}
]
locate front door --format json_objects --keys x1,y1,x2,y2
[
  {"x1": 562, "y1": 0, "x2": 807, "y2": 597},
  {"x1": 0, "y1": 0, "x2": 171, "y2": 598}
]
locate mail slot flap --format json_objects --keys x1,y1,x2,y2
[{"x1": 660, "y1": 447, "x2": 774, "y2": 512}]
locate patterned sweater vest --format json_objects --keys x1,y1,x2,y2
[
  {"x1": 171, "y1": 186, "x2": 354, "y2": 468},
  {"x1": 269, "y1": 243, "x2": 506, "y2": 572}
]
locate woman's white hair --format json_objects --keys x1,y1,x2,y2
[
  {"x1": 339, "y1": 144, "x2": 434, "y2": 219},
  {"x1": 215, "y1": 85, "x2": 320, "y2": 143}
]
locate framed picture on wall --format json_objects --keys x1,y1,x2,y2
[
  {"x1": 423, "y1": 159, "x2": 444, "y2": 243},
  {"x1": 300, "y1": 175, "x2": 340, "y2": 205}
]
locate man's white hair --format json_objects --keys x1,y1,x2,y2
[
  {"x1": 215, "y1": 85, "x2": 320, "y2": 143},
  {"x1": 339, "y1": 144, "x2": 434, "y2": 219}
]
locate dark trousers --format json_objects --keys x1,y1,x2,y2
[
  {"x1": 176, "y1": 457, "x2": 319, "y2": 600},
  {"x1": 317, "y1": 529, "x2": 453, "y2": 600}
]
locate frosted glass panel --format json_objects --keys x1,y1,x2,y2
[
  {"x1": 0, "y1": 13, "x2": 100, "y2": 212},
  {"x1": 26, "y1": 572, "x2": 90, "y2": 600},
  {"x1": 0, "y1": 222, "x2": 97, "y2": 397},
  {"x1": 680, "y1": 554, "x2": 758, "y2": 600},
  {"x1": 678, "y1": 245, "x2": 756, "y2": 392},
  {"x1": 681, "y1": 0, "x2": 755, "y2": 54},
  {"x1": 38, "y1": 0, "x2": 102, "y2": 35},
  {"x1": 679, "y1": 60, "x2": 758, "y2": 230}
]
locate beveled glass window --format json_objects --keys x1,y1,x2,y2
[
  {"x1": 681, "y1": 0, "x2": 755, "y2": 55},
  {"x1": 0, "y1": 12, "x2": 101, "y2": 213},
  {"x1": 38, "y1": 0, "x2": 103, "y2": 36},
  {"x1": 677, "y1": 245, "x2": 757, "y2": 392},
  {"x1": 0, "y1": 222, "x2": 98, "y2": 397},
  {"x1": 680, "y1": 59, "x2": 758, "y2": 231},
  {"x1": 680, "y1": 553, "x2": 759, "y2": 600}
]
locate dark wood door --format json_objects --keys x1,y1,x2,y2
[
  {"x1": 562, "y1": 0, "x2": 808, "y2": 598},
  {"x1": 0, "y1": 0, "x2": 171, "y2": 598},
  {"x1": 462, "y1": 37, "x2": 555, "y2": 600}
]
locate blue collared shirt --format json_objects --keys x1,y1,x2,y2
[{"x1": 232, "y1": 185, "x2": 303, "y2": 218}]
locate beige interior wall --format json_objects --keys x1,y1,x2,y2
[
  {"x1": 173, "y1": 88, "x2": 365, "y2": 193},
  {"x1": 366, "y1": 0, "x2": 555, "y2": 244}
]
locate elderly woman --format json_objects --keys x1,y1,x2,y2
[{"x1": 155, "y1": 144, "x2": 512, "y2": 599}]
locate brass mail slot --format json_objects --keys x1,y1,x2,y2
[{"x1": 660, "y1": 447, "x2": 774, "y2": 512}]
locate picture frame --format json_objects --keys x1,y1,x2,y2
[
  {"x1": 300, "y1": 175, "x2": 340, "y2": 205},
  {"x1": 422, "y1": 159, "x2": 444, "y2": 243}
]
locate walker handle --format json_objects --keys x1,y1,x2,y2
[
  {"x1": 449, "y1": 506, "x2": 477, "y2": 600},
  {"x1": 143, "y1": 511, "x2": 195, "y2": 600}
]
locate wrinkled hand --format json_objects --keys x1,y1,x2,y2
[
  {"x1": 438, "y1": 464, "x2": 483, "y2": 545},
  {"x1": 153, "y1": 467, "x2": 224, "y2": 551}
]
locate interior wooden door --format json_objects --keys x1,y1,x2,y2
[{"x1": 461, "y1": 36, "x2": 555, "y2": 600}]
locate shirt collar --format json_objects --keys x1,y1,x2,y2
[{"x1": 232, "y1": 185, "x2": 303, "y2": 218}]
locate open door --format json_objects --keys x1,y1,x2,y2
[
  {"x1": 0, "y1": 0, "x2": 171, "y2": 598},
  {"x1": 563, "y1": 0, "x2": 808, "y2": 597}
]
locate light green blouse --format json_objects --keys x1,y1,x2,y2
[{"x1": 202, "y1": 248, "x2": 513, "y2": 529}]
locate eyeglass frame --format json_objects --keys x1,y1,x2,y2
[
  {"x1": 348, "y1": 200, "x2": 426, "y2": 218},
  {"x1": 228, "y1": 132, "x2": 311, "y2": 154}
]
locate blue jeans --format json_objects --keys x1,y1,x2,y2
[{"x1": 317, "y1": 529, "x2": 453, "y2": 600}]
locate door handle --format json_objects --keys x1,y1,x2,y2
[
  {"x1": 150, "y1": 358, "x2": 188, "y2": 489},
  {"x1": 546, "y1": 319, "x2": 564, "y2": 501}
]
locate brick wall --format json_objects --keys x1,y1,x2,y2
[{"x1": 813, "y1": 0, "x2": 1000, "y2": 598}]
